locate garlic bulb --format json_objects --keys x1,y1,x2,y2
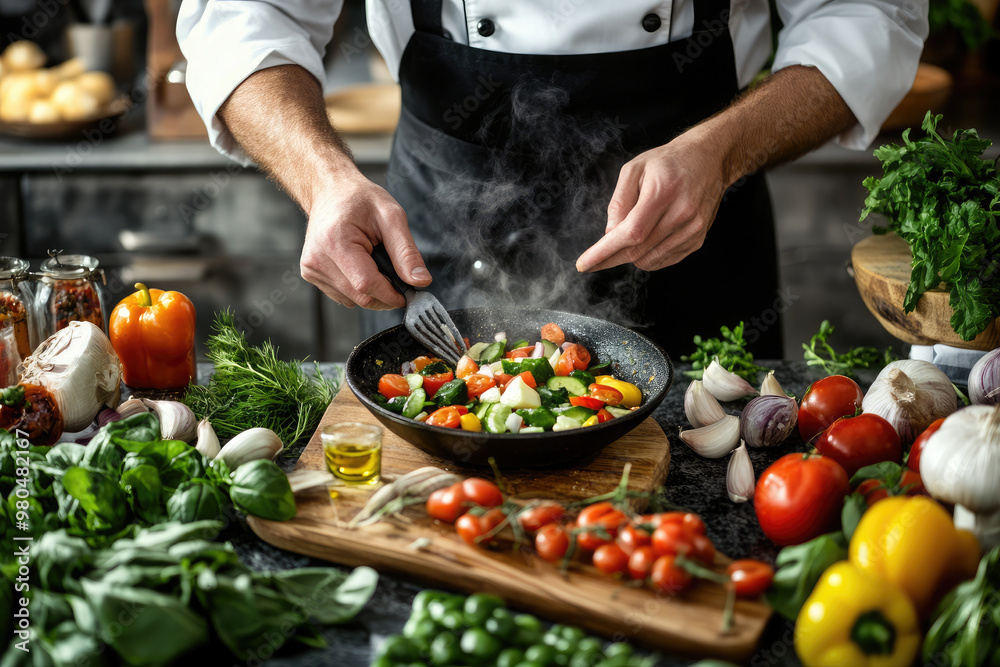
[
  {"x1": 760, "y1": 371, "x2": 788, "y2": 397},
  {"x1": 702, "y1": 358, "x2": 758, "y2": 402},
  {"x1": 679, "y1": 414, "x2": 741, "y2": 458},
  {"x1": 141, "y1": 399, "x2": 197, "y2": 442},
  {"x1": 863, "y1": 359, "x2": 958, "y2": 443},
  {"x1": 684, "y1": 380, "x2": 726, "y2": 428},
  {"x1": 969, "y1": 348, "x2": 1000, "y2": 406},
  {"x1": 195, "y1": 419, "x2": 221, "y2": 459},
  {"x1": 218, "y1": 427, "x2": 283, "y2": 470},
  {"x1": 740, "y1": 395, "x2": 798, "y2": 448},
  {"x1": 18, "y1": 321, "x2": 121, "y2": 431},
  {"x1": 116, "y1": 397, "x2": 149, "y2": 419},
  {"x1": 726, "y1": 441, "x2": 755, "y2": 502}
]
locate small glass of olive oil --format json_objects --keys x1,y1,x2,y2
[{"x1": 321, "y1": 422, "x2": 383, "y2": 485}]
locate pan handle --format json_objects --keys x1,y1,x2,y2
[{"x1": 371, "y1": 244, "x2": 413, "y2": 296}]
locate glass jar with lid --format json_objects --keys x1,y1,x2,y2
[
  {"x1": 0, "y1": 256, "x2": 34, "y2": 360},
  {"x1": 34, "y1": 252, "x2": 108, "y2": 342}
]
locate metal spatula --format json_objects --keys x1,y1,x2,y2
[{"x1": 371, "y1": 245, "x2": 468, "y2": 366}]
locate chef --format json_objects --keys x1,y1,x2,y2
[{"x1": 177, "y1": 0, "x2": 927, "y2": 357}]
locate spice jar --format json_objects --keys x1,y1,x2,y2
[
  {"x1": 35, "y1": 253, "x2": 108, "y2": 341},
  {"x1": 0, "y1": 326, "x2": 20, "y2": 388},
  {"x1": 0, "y1": 257, "x2": 34, "y2": 360}
]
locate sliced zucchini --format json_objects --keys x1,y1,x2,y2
[
  {"x1": 541, "y1": 339, "x2": 558, "y2": 357},
  {"x1": 474, "y1": 401, "x2": 494, "y2": 420},
  {"x1": 569, "y1": 369, "x2": 596, "y2": 388},
  {"x1": 604, "y1": 406, "x2": 632, "y2": 418},
  {"x1": 480, "y1": 341, "x2": 506, "y2": 364},
  {"x1": 402, "y1": 388, "x2": 427, "y2": 418},
  {"x1": 545, "y1": 375, "x2": 589, "y2": 397},
  {"x1": 553, "y1": 405, "x2": 598, "y2": 423},
  {"x1": 466, "y1": 342, "x2": 490, "y2": 362},
  {"x1": 518, "y1": 426, "x2": 545, "y2": 434},
  {"x1": 484, "y1": 404, "x2": 512, "y2": 433},
  {"x1": 552, "y1": 415, "x2": 583, "y2": 432},
  {"x1": 405, "y1": 373, "x2": 424, "y2": 390}
]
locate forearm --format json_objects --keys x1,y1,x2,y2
[
  {"x1": 690, "y1": 65, "x2": 857, "y2": 188},
  {"x1": 218, "y1": 64, "x2": 356, "y2": 213}
]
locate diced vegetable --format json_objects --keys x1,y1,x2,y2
[
  {"x1": 537, "y1": 386, "x2": 569, "y2": 409},
  {"x1": 478, "y1": 386, "x2": 502, "y2": 404},
  {"x1": 402, "y1": 388, "x2": 427, "y2": 418},
  {"x1": 434, "y1": 378, "x2": 469, "y2": 408},
  {"x1": 484, "y1": 404, "x2": 512, "y2": 433},
  {"x1": 480, "y1": 341, "x2": 506, "y2": 364},
  {"x1": 460, "y1": 413, "x2": 482, "y2": 432},
  {"x1": 466, "y1": 342, "x2": 489, "y2": 362},
  {"x1": 505, "y1": 413, "x2": 524, "y2": 433},
  {"x1": 500, "y1": 376, "x2": 541, "y2": 410},
  {"x1": 516, "y1": 407, "x2": 557, "y2": 430},
  {"x1": 569, "y1": 369, "x2": 596, "y2": 387},
  {"x1": 552, "y1": 415, "x2": 583, "y2": 431},
  {"x1": 405, "y1": 373, "x2": 424, "y2": 390},
  {"x1": 546, "y1": 375, "x2": 589, "y2": 397}
]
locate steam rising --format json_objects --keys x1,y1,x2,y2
[{"x1": 427, "y1": 80, "x2": 651, "y2": 329}]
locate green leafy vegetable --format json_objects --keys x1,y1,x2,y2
[
  {"x1": 681, "y1": 322, "x2": 770, "y2": 383},
  {"x1": 184, "y1": 310, "x2": 341, "y2": 446},
  {"x1": 861, "y1": 112, "x2": 1000, "y2": 341},
  {"x1": 802, "y1": 320, "x2": 898, "y2": 378},
  {"x1": 229, "y1": 459, "x2": 297, "y2": 521},
  {"x1": 929, "y1": 0, "x2": 995, "y2": 49},
  {"x1": 765, "y1": 532, "x2": 848, "y2": 621}
]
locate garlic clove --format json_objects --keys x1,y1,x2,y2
[
  {"x1": 286, "y1": 469, "x2": 335, "y2": 494},
  {"x1": 218, "y1": 427, "x2": 283, "y2": 471},
  {"x1": 760, "y1": 371, "x2": 789, "y2": 397},
  {"x1": 195, "y1": 419, "x2": 221, "y2": 459},
  {"x1": 703, "y1": 358, "x2": 758, "y2": 402},
  {"x1": 141, "y1": 399, "x2": 197, "y2": 443},
  {"x1": 116, "y1": 397, "x2": 149, "y2": 419},
  {"x1": 684, "y1": 380, "x2": 726, "y2": 428},
  {"x1": 679, "y1": 414, "x2": 741, "y2": 458},
  {"x1": 726, "y1": 441, "x2": 755, "y2": 503}
]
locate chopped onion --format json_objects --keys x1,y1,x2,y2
[
  {"x1": 530, "y1": 342, "x2": 544, "y2": 358},
  {"x1": 505, "y1": 413, "x2": 523, "y2": 433},
  {"x1": 401, "y1": 360, "x2": 416, "y2": 375},
  {"x1": 969, "y1": 348, "x2": 1000, "y2": 406},
  {"x1": 494, "y1": 331, "x2": 506, "y2": 342}
]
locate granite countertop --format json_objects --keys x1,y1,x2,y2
[{"x1": 213, "y1": 359, "x2": 857, "y2": 667}]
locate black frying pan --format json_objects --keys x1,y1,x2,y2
[{"x1": 346, "y1": 308, "x2": 673, "y2": 469}]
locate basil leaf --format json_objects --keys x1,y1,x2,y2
[
  {"x1": 166, "y1": 480, "x2": 227, "y2": 523},
  {"x1": 62, "y1": 467, "x2": 128, "y2": 532},
  {"x1": 766, "y1": 532, "x2": 848, "y2": 621},
  {"x1": 268, "y1": 565, "x2": 379, "y2": 624},
  {"x1": 840, "y1": 493, "x2": 868, "y2": 542},
  {"x1": 229, "y1": 460, "x2": 296, "y2": 521}
]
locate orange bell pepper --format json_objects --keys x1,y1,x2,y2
[{"x1": 109, "y1": 283, "x2": 196, "y2": 389}]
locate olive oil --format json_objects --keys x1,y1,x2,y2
[{"x1": 321, "y1": 423, "x2": 383, "y2": 485}]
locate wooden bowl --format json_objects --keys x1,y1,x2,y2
[
  {"x1": 851, "y1": 233, "x2": 1000, "y2": 350},
  {"x1": 881, "y1": 63, "x2": 953, "y2": 131},
  {"x1": 0, "y1": 95, "x2": 131, "y2": 140}
]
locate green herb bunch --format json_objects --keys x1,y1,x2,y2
[
  {"x1": 185, "y1": 310, "x2": 341, "y2": 446},
  {"x1": 861, "y1": 112, "x2": 1000, "y2": 342},
  {"x1": 929, "y1": 0, "x2": 995, "y2": 50},
  {"x1": 802, "y1": 320, "x2": 898, "y2": 379},
  {"x1": 681, "y1": 321, "x2": 770, "y2": 384}
]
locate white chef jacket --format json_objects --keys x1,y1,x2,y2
[{"x1": 177, "y1": 0, "x2": 928, "y2": 164}]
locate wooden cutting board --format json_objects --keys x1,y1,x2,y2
[
  {"x1": 852, "y1": 233, "x2": 1000, "y2": 350},
  {"x1": 247, "y1": 389, "x2": 772, "y2": 662}
]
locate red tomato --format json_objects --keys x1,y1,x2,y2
[
  {"x1": 589, "y1": 384, "x2": 623, "y2": 406},
  {"x1": 565, "y1": 344, "x2": 591, "y2": 369},
  {"x1": 427, "y1": 483, "x2": 467, "y2": 523},
  {"x1": 541, "y1": 323, "x2": 566, "y2": 346},
  {"x1": 506, "y1": 346, "x2": 536, "y2": 360},
  {"x1": 908, "y1": 417, "x2": 945, "y2": 473},
  {"x1": 465, "y1": 374, "x2": 496, "y2": 398},
  {"x1": 535, "y1": 523, "x2": 570, "y2": 562},
  {"x1": 857, "y1": 469, "x2": 927, "y2": 506},
  {"x1": 616, "y1": 524, "x2": 652, "y2": 556},
  {"x1": 378, "y1": 374, "x2": 410, "y2": 399},
  {"x1": 455, "y1": 508, "x2": 505, "y2": 547},
  {"x1": 454, "y1": 406, "x2": 470, "y2": 415},
  {"x1": 426, "y1": 406, "x2": 462, "y2": 429},
  {"x1": 754, "y1": 453, "x2": 851, "y2": 546},
  {"x1": 628, "y1": 545, "x2": 658, "y2": 580},
  {"x1": 727, "y1": 559, "x2": 775, "y2": 597},
  {"x1": 494, "y1": 373, "x2": 515, "y2": 390},
  {"x1": 554, "y1": 352, "x2": 575, "y2": 377},
  {"x1": 576, "y1": 502, "x2": 626, "y2": 551},
  {"x1": 593, "y1": 544, "x2": 630, "y2": 576},
  {"x1": 650, "y1": 555, "x2": 693, "y2": 595},
  {"x1": 690, "y1": 534, "x2": 716, "y2": 565},
  {"x1": 596, "y1": 408, "x2": 613, "y2": 424},
  {"x1": 814, "y1": 413, "x2": 902, "y2": 478},
  {"x1": 797, "y1": 375, "x2": 864, "y2": 443},
  {"x1": 518, "y1": 502, "x2": 565, "y2": 533},
  {"x1": 569, "y1": 395, "x2": 604, "y2": 410},
  {"x1": 455, "y1": 356, "x2": 478, "y2": 379},
  {"x1": 517, "y1": 371, "x2": 537, "y2": 389},
  {"x1": 461, "y1": 478, "x2": 503, "y2": 509},
  {"x1": 656, "y1": 511, "x2": 707, "y2": 535},
  {"x1": 412, "y1": 356, "x2": 440, "y2": 372},
  {"x1": 651, "y1": 522, "x2": 696, "y2": 558},
  {"x1": 422, "y1": 371, "x2": 455, "y2": 398}
]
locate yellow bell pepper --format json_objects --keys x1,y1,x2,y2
[
  {"x1": 593, "y1": 375, "x2": 642, "y2": 408},
  {"x1": 849, "y1": 496, "x2": 980, "y2": 617},
  {"x1": 795, "y1": 561, "x2": 920, "y2": 667},
  {"x1": 582, "y1": 415, "x2": 599, "y2": 427},
  {"x1": 459, "y1": 413, "x2": 482, "y2": 432}
]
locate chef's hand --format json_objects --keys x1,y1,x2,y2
[
  {"x1": 576, "y1": 129, "x2": 727, "y2": 273},
  {"x1": 299, "y1": 171, "x2": 431, "y2": 310}
]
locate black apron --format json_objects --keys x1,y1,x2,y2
[{"x1": 362, "y1": 0, "x2": 784, "y2": 359}]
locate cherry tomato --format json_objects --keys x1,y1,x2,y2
[
  {"x1": 427, "y1": 482, "x2": 468, "y2": 523},
  {"x1": 651, "y1": 522, "x2": 696, "y2": 558},
  {"x1": 576, "y1": 502, "x2": 626, "y2": 551},
  {"x1": 517, "y1": 371, "x2": 537, "y2": 389},
  {"x1": 535, "y1": 523, "x2": 570, "y2": 562},
  {"x1": 423, "y1": 371, "x2": 455, "y2": 398},
  {"x1": 657, "y1": 511, "x2": 707, "y2": 536},
  {"x1": 378, "y1": 374, "x2": 410, "y2": 399},
  {"x1": 727, "y1": 559, "x2": 775, "y2": 597},
  {"x1": 650, "y1": 555, "x2": 692, "y2": 595},
  {"x1": 455, "y1": 508, "x2": 505, "y2": 547},
  {"x1": 857, "y1": 469, "x2": 926, "y2": 506},
  {"x1": 518, "y1": 503, "x2": 566, "y2": 533},
  {"x1": 427, "y1": 406, "x2": 463, "y2": 429},
  {"x1": 908, "y1": 417, "x2": 945, "y2": 473},
  {"x1": 593, "y1": 544, "x2": 630, "y2": 576},
  {"x1": 412, "y1": 356, "x2": 441, "y2": 372},
  {"x1": 616, "y1": 524, "x2": 652, "y2": 556},
  {"x1": 506, "y1": 346, "x2": 536, "y2": 360},
  {"x1": 555, "y1": 352, "x2": 575, "y2": 377},
  {"x1": 569, "y1": 395, "x2": 604, "y2": 410},
  {"x1": 797, "y1": 375, "x2": 864, "y2": 443},
  {"x1": 465, "y1": 374, "x2": 496, "y2": 398},
  {"x1": 628, "y1": 545, "x2": 658, "y2": 580},
  {"x1": 541, "y1": 323, "x2": 566, "y2": 346},
  {"x1": 455, "y1": 356, "x2": 479, "y2": 379},
  {"x1": 690, "y1": 534, "x2": 716, "y2": 565},
  {"x1": 596, "y1": 408, "x2": 613, "y2": 424},
  {"x1": 494, "y1": 373, "x2": 515, "y2": 390},
  {"x1": 566, "y1": 344, "x2": 591, "y2": 369},
  {"x1": 814, "y1": 413, "x2": 902, "y2": 478},
  {"x1": 754, "y1": 453, "x2": 850, "y2": 546},
  {"x1": 589, "y1": 384, "x2": 623, "y2": 406},
  {"x1": 461, "y1": 478, "x2": 503, "y2": 509}
]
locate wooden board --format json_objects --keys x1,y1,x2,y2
[
  {"x1": 852, "y1": 233, "x2": 1000, "y2": 350},
  {"x1": 247, "y1": 389, "x2": 772, "y2": 662}
]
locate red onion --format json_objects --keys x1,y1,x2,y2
[
  {"x1": 530, "y1": 342, "x2": 544, "y2": 358},
  {"x1": 401, "y1": 361, "x2": 416, "y2": 375},
  {"x1": 561, "y1": 342, "x2": 574, "y2": 351},
  {"x1": 97, "y1": 407, "x2": 122, "y2": 428},
  {"x1": 740, "y1": 395, "x2": 798, "y2": 447},
  {"x1": 970, "y1": 348, "x2": 1000, "y2": 406}
]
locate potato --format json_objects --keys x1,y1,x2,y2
[
  {"x1": 74, "y1": 71, "x2": 116, "y2": 106},
  {"x1": 28, "y1": 99, "x2": 60, "y2": 124},
  {"x1": 51, "y1": 81, "x2": 99, "y2": 120},
  {"x1": 0, "y1": 96, "x2": 31, "y2": 122},
  {"x1": 2, "y1": 41, "x2": 46, "y2": 72},
  {"x1": 0, "y1": 73, "x2": 43, "y2": 107},
  {"x1": 33, "y1": 69, "x2": 58, "y2": 98},
  {"x1": 53, "y1": 57, "x2": 86, "y2": 81}
]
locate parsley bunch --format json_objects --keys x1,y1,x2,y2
[
  {"x1": 681, "y1": 321, "x2": 770, "y2": 384},
  {"x1": 861, "y1": 112, "x2": 1000, "y2": 342},
  {"x1": 802, "y1": 320, "x2": 898, "y2": 379}
]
